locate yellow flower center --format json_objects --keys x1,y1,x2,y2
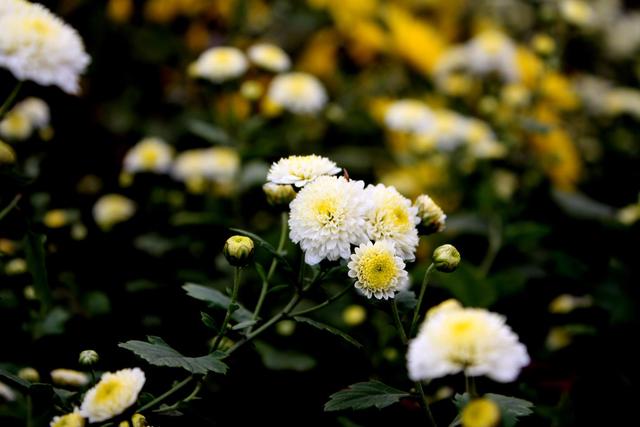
[
  {"x1": 25, "y1": 17, "x2": 55, "y2": 36},
  {"x1": 139, "y1": 147, "x2": 160, "y2": 168},
  {"x1": 461, "y1": 398, "x2": 501, "y2": 427},
  {"x1": 94, "y1": 378, "x2": 124, "y2": 404},
  {"x1": 288, "y1": 77, "x2": 309, "y2": 97},
  {"x1": 51, "y1": 413, "x2": 84, "y2": 427},
  {"x1": 214, "y1": 51, "x2": 233, "y2": 64},
  {"x1": 314, "y1": 197, "x2": 343, "y2": 226},
  {"x1": 479, "y1": 33, "x2": 505, "y2": 54},
  {"x1": 359, "y1": 250, "x2": 397, "y2": 290}
]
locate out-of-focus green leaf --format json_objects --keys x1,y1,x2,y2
[
  {"x1": 395, "y1": 290, "x2": 418, "y2": 314},
  {"x1": 201, "y1": 312, "x2": 218, "y2": 331},
  {"x1": 552, "y1": 190, "x2": 616, "y2": 221},
  {"x1": 231, "y1": 320, "x2": 257, "y2": 330},
  {"x1": 119, "y1": 336, "x2": 228, "y2": 375},
  {"x1": 33, "y1": 307, "x2": 70, "y2": 338},
  {"x1": 436, "y1": 265, "x2": 498, "y2": 307},
  {"x1": 0, "y1": 368, "x2": 30, "y2": 392},
  {"x1": 82, "y1": 291, "x2": 111, "y2": 316},
  {"x1": 182, "y1": 283, "x2": 252, "y2": 321},
  {"x1": 23, "y1": 231, "x2": 51, "y2": 311},
  {"x1": 254, "y1": 342, "x2": 316, "y2": 372},
  {"x1": 186, "y1": 119, "x2": 231, "y2": 145},
  {"x1": 324, "y1": 380, "x2": 410, "y2": 412},
  {"x1": 294, "y1": 316, "x2": 363, "y2": 349}
]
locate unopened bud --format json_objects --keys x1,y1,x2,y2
[
  {"x1": 18, "y1": 367, "x2": 40, "y2": 383},
  {"x1": 433, "y1": 244, "x2": 460, "y2": 272},
  {"x1": 78, "y1": 350, "x2": 99, "y2": 366},
  {"x1": 263, "y1": 183, "x2": 296, "y2": 206},
  {"x1": 461, "y1": 398, "x2": 501, "y2": 427},
  {"x1": 223, "y1": 236, "x2": 254, "y2": 267},
  {"x1": 414, "y1": 195, "x2": 446, "y2": 234},
  {"x1": 241, "y1": 80, "x2": 264, "y2": 100}
]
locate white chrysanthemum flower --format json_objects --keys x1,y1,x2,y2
[
  {"x1": 267, "y1": 154, "x2": 341, "y2": 187},
  {"x1": 407, "y1": 301, "x2": 530, "y2": 383},
  {"x1": 605, "y1": 88, "x2": 640, "y2": 120},
  {"x1": 79, "y1": 368, "x2": 145, "y2": 423},
  {"x1": 200, "y1": 147, "x2": 240, "y2": 182},
  {"x1": 364, "y1": 184, "x2": 420, "y2": 261},
  {"x1": 0, "y1": 0, "x2": 29, "y2": 16},
  {"x1": 188, "y1": 46, "x2": 248, "y2": 83},
  {"x1": 50, "y1": 409, "x2": 84, "y2": 427},
  {"x1": 348, "y1": 240, "x2": 409, "y2": 299},
  {"x1": 605, "y1": 13, "x2": 640, "y2": 59},
  {"x1": 0, "y1": 2, "x2": 90, "y2": 94},
  {"x1": 50, "y1": 369, "x2": 90, "y2": 387},
  {"x1": 92, "y1": 194, "x2": 135, "y2": 230},
  {"x1": 414, "y1": 194, "x2": 446, "y2": 233},
  {"x1": 15, "y1": 97, "x2": 50, "y2": 128},
  {"x1": 289, "y1": 175, "x2": 370, "y2": 265},
  {"x1": 267, "y1": 72, "x2": 327, "y2": 114},
  {"x1": 560, "y1": 0, "x2": 595, "y2": 27},
  {"x1": 465, "y1": 30, "x2": 518, "y2": 82},
  {"x1": 430, "y1": 110, "x2": 469, "y2": 150},
  {"x1": 385, "y1": 100, "x2": 435, "y2": 134},
  {"x1": 247, "y1": 43, "x2": 291, "y2": 72},
  {"x1": 123, "y1": 137, "x2": 173, "y2": 174}
]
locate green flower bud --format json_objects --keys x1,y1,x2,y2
[
  {"x1": 78, "y1": 349, "x2": 99, "y2": 366},
  {"x1": 433, "y1": 244, "x2": 460, "y2": 272},
  {"x1": 263, "y1": 183, "x2": 296, "y2": 206},
  {"x1": 18, "y1": 367, "x2": 40, "y2": 383},
  {"x1": 414, "y1": 194, "x2": 446, "y2": 235},
  {"x1": 223, "y1": 236, "x2": 255, "y2": 267}
]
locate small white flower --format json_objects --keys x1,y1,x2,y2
[
  {"x1": 348, "y1": 240, "x2": 409, "y2": 300},
  {"x1": 79, "y1": 368, "x2": 145, "y2": 423},
  {"x1": 267, "y1": 72, "x2": 327, "y2": 114},
  {"x1": 414, "y1": 194, "x2": 446, "y2": 233},
  {"x1": 465, "y1": 30, "x2": 518, "y2": 82},
  {"x1": 0, "y1": 381, "x2": 16, "y2": 401},
  {"x1": 172, "y1": 147, "x2": 240, "y2": 183},
  {"x1": 189, "y1": 46, "x2": 248, "y2": 83},
  {"x1": 364, "y1": 183, "x2": 420, "y2": 261},
  {"x1": 123, "y1": 137, "x2": 174, "y2": 174},
  {"x1": 289, "y1": 175, "x2": 370, "y2": 265},
  {"x1": 92, "y1": 194, "x2": 135, "y2": 230},
  {"x1": 407, "y1": 301, "x2": 530, "y2": 383},
  {"x1": 384, "y1": 100, "x2": 435, "y2": 134},
  {"x1": 0, "y1": 2, "x2": 90, "y2": 94},
  {"x1": 560, "y1": 0, "x2": 595, "y2": 27},
  {"x1": 14, "y1": 97, "x2": 50, "y2": 128},
  {"x1": 50, "y1": 369, "x2": 90, "y2": 387},
  {"x1": 247, "y1": 43, "x2": 291, "y2": 72},
  {"x1": 50, "y1": 409, "x2": 84, "y2": 427},
  {"x1": 267, "y1": 154, "x2": 341, "y2": 187}
]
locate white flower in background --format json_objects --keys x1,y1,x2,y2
[
  {"x1": 384, "y1": 99, "x2": 435, "y2": 134},
  {"x1": 172, "y1": 149, "x2": 206, "y2": 182},
  {"x1": 123, "y1": 137, "x2": 173, "y2": 174},
  {"x1": 348, "y1": 240, "x2": 409, "y2": 299},
  {"x1": 247, "y1": 43, "x2": 291, "y2": 72},
  {"x1": 289, "y1": 175, "x2": 370, "y2": 265},
  {"x1": 92, "y1": 194, "x2": 135, "y2": 230},
  {"x1": 171, "y1": 147, "x2": 240, "y2": 194},
  {"x1": 0, "y1": 97, "x2": 50, "y2": 140},
  {"x1": 0, "y1": 381, "x2": 16, "y2": 401},
  {"x1": 188, "y1": 47, "x2": 248, "y2": 83},
  {"x1": 50, "y1": 410, "x2": 84, "y2": 427},
  {"x1": 0, "y1": 2, "x2": 90, "y2": 94},
  {"x1": 605, "y1": 88, "x2": 640, "y2": 120},
  {"x1": 50, "y1": 369, "x2": 90, "y2": 387},
  {"x1": 267, "y1": 154, "x2": 341, "y2": 187},
  {"x1": 267, "y1": 72, "x2": 327, "y2": 114},
  {"x1": 560, "y1": 0, "x2": 595, "y2": 27},
  {"x1": 364, "y1": 184, "x2": 420, "y2": 261},
  {"x1": 605, "y1": 13, "x2": 640, "y2": 59},
  {"x1": 79, "y1": 368, "x2": 145, "y2": 423},
  {"x1": 414, "y1": 194, "x2": 446, "y2": 233},
  {"x1": 407, "y1": 301, "x2": 530, "y2": 383},
  {"x1": 465, "y1": 30, "x2": 518, "y2": 82},
  {"x1": 430, "y1": 111, "x2": 468, "y2": 150},
  {"x1": 200, "y1": 147, "x2": 240, "y2": 182},
  {"x1": 463, "y1": 120, "x2": 505, "y2": 159},
  {"x1": 15, "y1": 97, "x2": 50, "y2": 128}
]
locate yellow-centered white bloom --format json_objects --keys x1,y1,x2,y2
[
  {"x1": 407, "y1": 302, "x2": 529, "y2": 382},
  {"x1": 0, "y1": 2, "x2": 90, "y2": 94},
  {"x1": 247, "y1": 43, "x2": 291, "y2": 72},
  {"x1": 92, "y1": 194, "x2": 135, "y2": 230},
  {"x1": 348, "y1": 240, "x2": 408, "y2": 299},
  {"x1": 364, "y1": 184, "x2": 420, "y2": 261},
  {"x1": 267, "y1": 72, "x2": 327, "y2": 114},
  {"x1": 50, "y1": 410, "x2": 84, "y2": 427},
  {"x1": 188, "y1": 47, "x2": 248, "y2": 83},
  {"x1": 123, "y1": 137, "x2": 173, "y2": 174},
  {"x1": 267, "y1": 154, "x2": 341, "y2": 187},
  {"x1": 14, "y1": 97, "x2": 50, "y2": 128},
  {"x1": 560, "y1": 0, "x2": 595, "y2": 27},
  {"x1": 466, "y1": 30, "x2": 518, "y2": 82},
  {"x1": 384, "y1": 100, "x2": 435, "y2": 134},
  {"x1": 79, "y1": 368, "x2": 145, "y2": 423},
  {"x1": 172, "y1": 147, "x2": 240, "y2": 184},
  {"x1": 289, "y1": 175, "x2": 370, "y2": 265},
  {"x1": 50, "y1": 369, "x2": 90, "y2": 387}
]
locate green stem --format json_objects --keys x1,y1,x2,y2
[
  {"x1": 248, "y1": 212, "x2": 287, "y2": 333},
  {"x1": 465, "y1": 373, "x2": 478, "y2": 398},
  {"x1": 415, "y1": 381, "x2": 438, "y2": 427},
  {"x1": 138, "y1": 376, "x2": 193, "y2": 412},
  {"x1": 153, "y1": 380, "x2": 203, "y2": 413},
  {"x1": 391, "y1": 299, "x2": 408, "y2": 345},
  {"x1": 0, "y1": 81, "x2": 23, "y2": 121},
  {"x1": 0, "y1": 194, "x2": 21, "y2": 222},
  {"x1": 26, "y1": 395, "x2": 33, "y2": 427},
  {"x1": 290, "y1": 284, "x2": 352, "y2": 317},
  {"x1": 211, "y1": 268, "x2": 242, "y2": 351},
  {"x1": 479, "y1": 217, "x2": 502, "y2": 278},
  {"x1": 410, "y1": 263, "x2": 435, "y2": 337}
]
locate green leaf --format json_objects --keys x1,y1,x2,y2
[
  {"x1": 453, "y1": 393, "x2": 534, "y2": 427},
  {"x1": 0, "y1": 367, "x2": 30, "y2": 392},
  {"x1": 23, "y1": 231, "x2": 51, "y2": 311},
  {"x1": 324, "y1": 380, "x2": 410, "y2": 412},
  {"x1": 186, "y1": 119, "x2": 231, "y2": 145},
  {"x1": 552, "y1": 189, "x2": 616, "y2": 221},
  {"x1": 183, "y1": 283, "x2": 252, "y2": 321},
  {"x1": 254, "y1": 342, "x2": 316, "y2": 371},
  {"x1": 228, "y1": 228, "x2": 292, "y2": 271},
  {"x1": 200, "y1": 312, "x2": 218, "y2": 331},
  {"x1": 294, "y1": 316, "x2": 363, "y2": 349},
  {"x1": 119, "y1": 336, "x2": 228, "y2": 375},
  {"x1": 395, "y1": 290, "x2": 417, "y2": 314},
  {"x1": 232, "y1": 320, "x2": 257, "y2": 330}
]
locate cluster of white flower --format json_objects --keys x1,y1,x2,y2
[
  {"x1": 266, "y1": 154, "x2": 445, "y2": 300},
  {"x1": 575, "y1": 75, "x2": 640, "y2": 120},
  {"x1": 0, "y1": 0, "x2": 90, "y2": 94},
  {"x1": 0, "y1": 97, "x2": 50, "y2": 141}
]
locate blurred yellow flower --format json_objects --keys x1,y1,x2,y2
[
  {"x1": 297, "y1": 29, "x2": 339, "y2": 80},
  {"x1": 93, "y1": 194, "x2": 136, "y2": 230},
  {"x1": 43, "y1": 209, "x2": 69, "y2": 229},
  {"x1": 50, "y1": 411, "x2": 84, "y2": 427},
  {"x1": 540, "y1": 72, "x2": 579, "y2": 111},
  {"x1": 342, "y1": 304, "x2": 367, "y2": 326},
  {"x1": 0, "y1": 140, "x2": 16, "y2": 164},
  {"x1": 461, "y1": 398, "x2": 501, "y2": 427},
  {"x1": 107, "y1": 0, "x2": 133, "y2": 23}
]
